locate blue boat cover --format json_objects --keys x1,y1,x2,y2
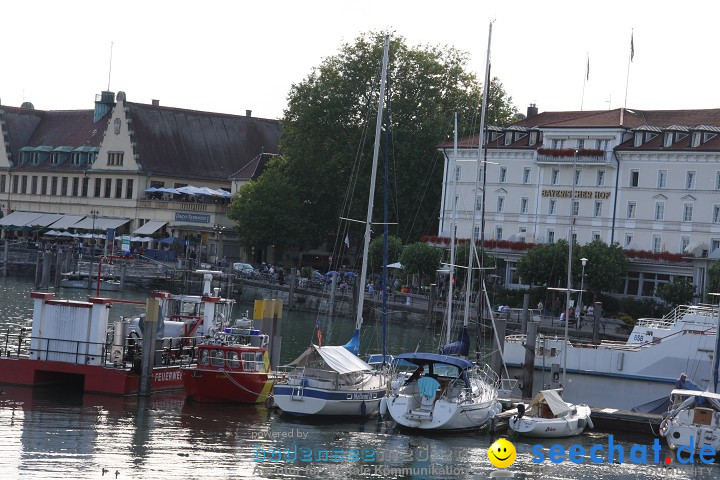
[{"x1": 394, "y1": 352, "x2": 474, "y2": 369}]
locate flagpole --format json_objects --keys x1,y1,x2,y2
[
  {"x1": 624, "y1": 29, "x2": 633, "y2": 109},
  {"x1": 581, "y1": 52, "x2": 588, "y2": 110}
]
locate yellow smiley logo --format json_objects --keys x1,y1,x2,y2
[{"x1": 488, "y1": 438, "x2": 516, "y2": 468}]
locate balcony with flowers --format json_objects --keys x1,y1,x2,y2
[{"x1": 536, "y1": 148, "x2": 609, "y2": 164}]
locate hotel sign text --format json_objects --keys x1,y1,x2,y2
[
  {"x1": 175, "y1": 212, "x2": 211, "y2": 223},
  {"x1": 541, "y1": 190, "x2": 610, "y2": 199}
]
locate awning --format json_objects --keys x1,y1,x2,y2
[
  {"x1": 133, "y1": 220, "x2": 167, "y2": 235},
  {"x1": 47, "y1": 215, "x2": 86, "y2": 230},
  {"x1": 71, "y1": 217, "x2": 130, "y2": 231},
  {"x1": 0, "y1": 211, "x2": 44, "y2": 227},
  {"x1": 528, "y1": 389, "x2": 572, "y2": 417},
  {"x1": 26, "y1": 213, "x2": 65, "y2": 228},
  {"x1": 288, "y1": 345, "x2": 372, "y2": 374}
]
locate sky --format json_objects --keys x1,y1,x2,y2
[{"x1": 4, "y1": 0, "x2": 720, "y2": 121}]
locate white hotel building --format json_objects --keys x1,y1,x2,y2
[{"x1": 439, "y1": 106, "x2": 720, "y2": 300}]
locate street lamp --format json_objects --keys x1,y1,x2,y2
[
  {"x1": 87, "y1": 209, "x2": 99, "y2": 289},
  {"x1": 579, "y1": 257, "x2": 588, "y2": 329}
]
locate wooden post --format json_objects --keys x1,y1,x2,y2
[
  {"x1": 2, "y1": 241, "x2": 7, "y2": 277},
  {"x1": 521, "y1": 321, "x2": 537, "y2": 398},
  {"x1": 491, "y1": 318, "x2": 507, "y2": 378},
  {"x1": 34, "y1": 252, "x2": 42, "y2": 289},
  {"x1": 592, "y1": 301, "x2": 602, "y2": 344},
  {"x1": 42, "y1": 251, "x2": 51, "y2": 289},
  {"x1": 54, "y1": 251, "x2": 62, "y2": 288},
  {"x1": 139, "y1": 298, "x2": 160, "y2": 396},
  {"x1": 521, "y1": 293, "x2": 530, "y2": 334},
  {"x1": 287, "y1": 268, "x2": 297, "y2": 309},
  {"x1": 120, "y1": 263, "x2": 126, "y2": 290}
]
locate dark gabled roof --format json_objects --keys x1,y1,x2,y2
[
  {"x1": 1, "y1": 106, "x2": 42, "y2": 163},
  {"x1": 229, "y1": 152, "x2": 278, "y2": 181},
  {"x1": 127, "y1": 102, "x2": 282, "y2": 181}
]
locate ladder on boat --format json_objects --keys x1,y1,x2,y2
[{"x1": 291, "y1": 367, "x2": 305, "y2": 401}]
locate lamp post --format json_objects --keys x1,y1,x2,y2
[
  {"x1": 87, "y1": 209, "x2": 99, "y2": 289},
  {"x1": 213, "y1": 224, "x2": 227, "y2": 267},
  {"x1": 579, "y1": 257, "x2": 588, "y2": 329}
]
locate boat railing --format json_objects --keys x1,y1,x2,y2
[{"x1": 637, "y1": 304, "x2": 719, "y2": 329}]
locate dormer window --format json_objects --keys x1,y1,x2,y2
[
  {"x1": 529, "y1": 131, "x2": 538, "y2": 146},
  {"x1": 633, "y1": 132, "x2": 643, "y2": 147},
  {"x1": 692, "y1": 132, "x2": 701, "y2": 147},
  {"x1": 704, "y1": 133, "x2": 716, "y2": 143},
  {"x1": 504, "y1": 133, "x2": 513, "y2": 146},
  {"x1": 50, "y1": 153, "x2": 59, "y2": 164},
  {"x1": 664, "y1": 133, "x2": 673, "y2": 147}
]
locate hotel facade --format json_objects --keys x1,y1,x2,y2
[{"x1": 439, "y1": 106, "x2": 720, "y2": 300}]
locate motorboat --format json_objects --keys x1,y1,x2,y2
[
  {"x1": 385, "y1": 352, "x2": 501, "y2": 430},
  {"x1": 509, "y1": 389, "x2": 593, "y2": 438},
  {"x1": 660, "y1": 389, "x2": 720, "y2": 453},
  {"x1": 504, "y1": 304, "x2": 719, "y2": 412},
  {"x1": 273, "y1": 345, "x2": 386, "y2": 416}
]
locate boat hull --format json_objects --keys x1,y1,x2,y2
[
  {"x1": 386, "y1": 395, "x2": 501, "y2": 430},
  {"x1": 508, "y1": 405, "x2": 592, "y2": 437},
  {"x1": 273, "y1": 384, "x2": 385, "y2": 416},
  {"x1": 183, "y1": 368, "x2": 272, "y2": 403},
  {"x1": 0, "y1": 357, "x2": 183, "y2": 395}
]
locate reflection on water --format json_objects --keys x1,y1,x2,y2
[{"x1": 0, "y1": 277, "x2": 716, "y2": 478}]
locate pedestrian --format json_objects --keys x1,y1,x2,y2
[{"x1": 675, "y1": 373, "x2": 687, "y2": 389}]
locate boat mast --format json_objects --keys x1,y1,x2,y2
[
  {"x1": 345, "y1": 35, "x2": 390, "y2": 354},
  {"x1": 444, "y1": 113, "x2": 459, "y2": 345},
  {"x1": 382, "y1": 66, "x2": 390, "y2": 362},
  {"x1": 562, "y1": 149, "x2": 578, "y2": 387},
  {"x1": 711, "y1": 293, "x2": 720, "y2": 393},
  {"x1": 463, "y1": 21, "x2": 492, "y2": 329}
]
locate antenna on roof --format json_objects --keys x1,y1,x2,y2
[{"x1": 107, "y1": 41, "x2": 114, "y2": 91}]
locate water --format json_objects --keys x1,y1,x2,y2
[{"x1": 0, "y1": 277, "x2": 717, "y2": 479}]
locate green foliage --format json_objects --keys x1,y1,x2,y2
[
  {"x1": 400, "y1": 242, "x2": 442, "y2": 278},
  {"x1": 446, "y1": 242, "x2": 496, "y2": 285},
  {"x1": 369, "y1": 235, "x2": 403, "y2": 272},
  {"x1": 618, "y1": 297, "x2": 667, "y2": 321},
  {"x1": 577, "y1": 240, "x2": 629, "y2": 297},
  {"x1": 618, "y1": 314, "x2": 636, "y2": 326},
  {"x1": 656, "y1": 278, "x2": 696, "y2": 307},
  {"x1": 595, "y1": 293, "x2": 620, "y2": 316},
  {"x1": 228, "y1": 158, "x2": 311, "y2": 252},
  {"x1": 515, "y1": 241, "x2": 569, "y2": 288},
  {"x1": 277, "y1": 32, "x2": 517, "y2": 247},
  {"x1": 300, "y1": 266, "x2": 313, "y2": 279}
]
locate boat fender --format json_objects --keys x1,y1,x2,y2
[
  {"x1": 578, "y1": 418, "x2": 586, "y2": 429},
  {"x1": 586, "y1": 416, "x2": 594, "y2": 430},
  {"x1": 360, "y1": 401, "x2": 367, "y2": 417},
  {"x1": 379, "y1": 397, "x2": 387, "y2": 416}
]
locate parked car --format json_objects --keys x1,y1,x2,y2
[{"x1": 232, "y1": 262, "x2": 256, "y2": 276}]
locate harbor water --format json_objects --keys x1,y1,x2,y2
[{"x1": 0, "y1": 277, "x2": 718, "y2": 479}]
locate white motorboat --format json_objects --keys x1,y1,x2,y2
[
  {"x1": 660, "y1": 389, "x2": 720, "y2": 453},
  {"x1": 504, "y1": 304, "x2": 718, "y2": 412},
  {"x1": 509, "y1": 389, "x2": 593, "y2": 438},
  {"x1": 273, "y1": 346, "x2": 386, "y2": 416},
  {"x1": 385, "y1": 353, "x2": 501, "y2": 430}
]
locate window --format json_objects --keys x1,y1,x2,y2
[
  {"x1": 633, "y1": 133, "x2": 643, "y2": 147},
  {"x1": 686, "y1": 171, "x2": 696, "y2": 190},
  {"x1": 477, "y1": 168, "x2": 484, "y2": 183},
  {"x1": 107, "y1": 152, "x2": 124, "y2": 166},
  {"x1": 50, "y1": 177, "x2": 57, "y2": 195},
  {"x1": 594, "y1": 201, "x2": 602, "y2": 217},
  {"x1": 577, "y1": 139, "x2": 585, "y2": 149},
  {"x1": 692, "y1": 132, "x2": 701, "y2": 147},
  {"x1": 592, "y1": 231, "x2": 601, "y2": 241},
  {"x1": 529, "y1": 132, "x2": 538, "y2": 146},
  {"x1": 683, "y1": 203, "x2": 693, "y2": 222},
  {"x1": 31, "y1": 176, "x2": 38, "y2": 194},
  {"x1": 82, "y1": 178, "x2": 89, "y2": 197},
  {"x1": 71, "y1": 152, "x2": 81, "y2": 165},
  {"x1": 476, "y1": 194, "x2": 483, "y2": 211},
  {"x1": 572, "y1": 232, "x2": 577, "y2": 243},
  {"x1": 547, "y1": 230, "x2": 555, "y2": 243},
  {"x1": 20, "y1": 175, "x2": 27, "y2": 194},
  {"x1": 226, "y1": 351, "x2": 241, "y2": 369},
  {"x1": 495, "y1": 226, "x2": 503, "y2": 240},
  {"x1": 596, "y1": 170, "x2": 605, "y2": 186},
  {"x1": 552, "y1": 139, "x2": 565, "y2": 149},
  {"x1": 630, "y1": 170, "x2": 639, "y2": 187},
  {"x1": 104, "y1": 179, "x2": 112, "y2": 198},
  {"x1": 94, "y1": 178, "x2": 101, "y2": 197},
  {"x1": 574, "y1": 169, "x2": 582, "y2": 186},
  {"x1": 549, "y1": 199, "x2": 557, "y2": 215},
  {"x1": 499, "y1": 166, "x2": 507, "y2": 183},
  {"x1": 454, "y1": 165, "x2": 461, "y2": 182},
  {"x1": 72, "y1": 177, "x2": 79, "y2": 196},
  {"x1": 597, "y1": 139, "x2": 608, "y2": 151},
  {"x1": 523, "y1": 167, "x2": 531, "y2": 184},
  {"x1": 114, "y1": 179, "x2": 123, "y2": 198},
  {"x1": 12, "y1": 175, "x2": 18, "y2": 193},
  {"x1": 625, "y1": 234, "x2": 633, "y2": 247},
  {"x1": 61, "y1": 177, "x2": 68, "y2": 196},
  {"x1": 504, "y1": 133, "x2": 513, "y2": 145},
  {"x1": 714, "y1": 205, "x2": 720, "y2": 223},
  {"x1": 652, "y1": 235, "x2": 662, "y2": 253},
  {"x1": 520, "y1": 197, "x2": 528, "y2": 214},
  {"x1": 657, "y1": 170, "x2": 667, "y2": 188},
  {"x1": 454, "y1": 194, "x2": 459, "y2": 210},
  {"x1": 41, "y1": 176, "x2": 47, "y2": 195},
  {"x1": 126, "y1": 179, "x2": 134, "y2": 199},
  {"x1": 713, "y1": 240, "x2": 720, "y2": 254},
  {"x1": 664, "y1": 133, "x2": 673, "y2": 147},
  {"x1": 210, "y1": 349, "x2": 225, "y2": 367},
  {"x1": 716, "y1": 172, "x2": 720, "y2": 190},
  {"x1": 654, "y1": 202, "x2": 664, "y2": 221},
  {"x1": 473, "y1": 226, "x2": 480, "y2": 240},
  {"x1": 497, "y1": 196, "x2": 505, "y2": 213},
  {"x1": 551, "y1": 169, "x2": 560, "y2": 185},
  {"x1": 0, "y1": 175, "x2": 4, "y2": 193},
  {"x1": 572, "y1": 200, "x2": 579, "y2": 216},
  {"x1": 627, "y1": 202, "x2": 636, "y2": 219},
  {"x1": 681, "y1": 236, "x2": 690, "y2": 252}
]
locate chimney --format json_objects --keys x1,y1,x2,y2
[
  {"x1": 527, "y1": 103, "x2": 538, "y2": 118},
  {"x1": 152, "y1": 99, "x2": 160, "y2": 107},
  {"x1": 246, "y1": 110, "x2": 252, "y2": 117}
]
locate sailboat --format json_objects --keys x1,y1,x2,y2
[
  {"x1": 384, "y1": 23, "x2": 502, "y2": 431},
  {"x1": 272, "y1": 36, "x2": 391, "y2": 417},
  {"x1": 660, "y1": 299, "x2": 720, "y2": 453}
]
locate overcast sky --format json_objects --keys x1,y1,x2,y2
[{"x1": 3, "y1": 0, "x2": 719, "y2": 121}]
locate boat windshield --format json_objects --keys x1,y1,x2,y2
[{"x1": 432, "y1": 363, "x2": 461, "y2": 378}]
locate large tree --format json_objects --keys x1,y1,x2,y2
[{"x1": 278, "y1": 32, "x2": 516, "y2": 249}]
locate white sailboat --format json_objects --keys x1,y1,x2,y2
[
  {"x1": 272, "y1": 35, "x2": 391, "y2": 417},
  {"x1": 509, "y1": 389, "x2": 592, "y2": 438},
  {"x1": 384, "y1": 23, "x2": 502, "y2": 431}
]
